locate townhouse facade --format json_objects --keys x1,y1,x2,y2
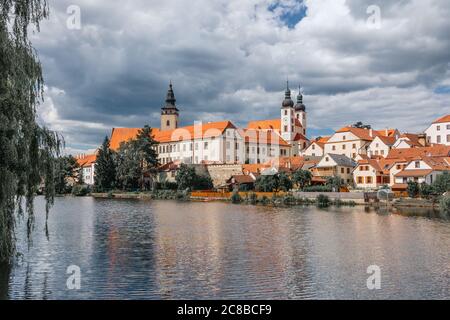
[{"x1": 425, "y1": 115, "x2": 450, "y2": 146}]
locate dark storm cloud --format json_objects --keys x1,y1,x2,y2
[{"x1": 31, "y1": 0, "x2": 450, "y2": 152}]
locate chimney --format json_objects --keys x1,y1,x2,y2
[
  {"x1": 369, "y1": 129, "x2": 373, "y2": 138},
  {"x1": 385, "y1": 129, "x2": 388, "y2": 136},
  {"x1": 418, "y1": 134, "x2": 427, "y2": 147}
]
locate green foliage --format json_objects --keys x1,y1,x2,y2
[
  {"x1": 419, "y1": 182, "x2": 434, "y2": 199},
  {"x1": 407, "y1": 181, "x2": 419, "y2": 198},
  {"x1": 282, "y1": 193, "x2": 296, "y2": 205},
  {"x1": 260, "y1": 195, "x2": 270, "y2": 205},
  {"x1": 72, "y1": 185, "x2": 90, "y2": 197},
  {"x1": 175, "y1": 164, "x2": 213, "y2": 191},
  {"x1": 352, "y1": 121, "x2": 371, "y2": 129},
  {"x1": 95, "y1": 136, "x2": 116, "y2": 192},
  {"x1": 326, "y1": 176, "x2": 342, "y2": 191},
  {"x1": 433, "y1": 171, "x2": 450, "y2": 195},
  {"x1": 440, "y1": 196, "x2": 450, "y2": 215},
  {"x1": 154, "y1": 181, "x2": 178, "y2": 191},
  {"x1": 255, "y1": 175, "x2": 279, "y2": 192},
  {"x1": 115, "y1": 141, "x2": 141, "y2": 191},
  {"x1": 115, "y1": 125, "x2": 159, "y2": 191},
  {"x1": 317, "y1": 194, "x2": 331, "y2": 208},
  {"x1": 1, "y1": 0, "x2": 63, "y2": 262},
  {"x1": 231, "y1": 191, "x2": 242, "y2": 204},
  {"x1": 292, "y1": 169, "x2": 312, "y2": 190},
  {"x1": 54, "y1": 155, "x2": 79, "y2": 194},
  {"x1": 303, "y1": 185, "x2": 333, "y2": 192},
  {"x1": 278, "y1": 172, "x2": 293, "y2": 192}
]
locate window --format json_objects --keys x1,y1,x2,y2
[
  {"x1": 284, "y1": 110, "x2": 288, "y2": 116},
  {"x1": 415, "y1": 161, "x2": 420, "y2": 168},
  {"x1": 195, "y1": 143, "x2": 198, "y2": 150},
  {"x1": 226, "y1": 141, "x2": 230, "y2": 149},
  {"x1": 357, "y1": 177, "x2": 363, "y2": 184},
  {"x1": 447, "y1": 135, "x2": 450, "y2": 143},
  {"x1": 204, "y1": 142, "x2": 208, "y2": 150},
  {"x1": 190, "y1": 143, "x2": 193, "y2": 151},
  {"x1": 312, "y1": 145, "x2": 315, "y2": 150},
  {"x1": 437, "y1": 135, "x2": 441, "y2": 143},
  {"x1": 325, "y1": 157, "x2": 329, "y2": 162},
  {"x1": 352, "y1": 153, "x2": 356, "y2": 158},
  {"x1": 352, "y1": 143, "x2": 356, "y2": 149},
  {"x1": 381, "y1": 150, "x2": 384, "y2": 155},
  {"x1": 347, "y1": 168, "x2": 350, "y2": 174},
  {"x1": 396, "y1": 165, "x2": 401, "y2": 170},
  {"x1": 332, "y1": 146, "x2": 336, "y2": 151},
  {"x1": 366, "y1": 177, "x2": 373, "y2": 184},
  {"x1": 284, "y1": 126, "x2": 288, "y2": 132},
  {"x1": 341, "y1": 168, "x2": 344, "y2": 174},
  {"x1": 447, "y1": 124, "x2": 450, "y2": 130},
  {"x1": 376, "y1": 143, "x2": 379, "y2": 148},
  {"x1": 183, "y1": 144, "x2": 186, "y2": 152},
  {"x1": 343, "y1": 136, "x2": 346, "y2": 140},
  {"x1": 437, "y1": 125, "x2": 440, "y2": 131}
]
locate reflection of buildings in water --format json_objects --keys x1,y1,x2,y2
[{"x1": 152, "y1": 202, "x2": 313, "y2": 299}]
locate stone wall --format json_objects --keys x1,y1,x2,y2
[{"x1": 206, "y1": 164, "x2": 243, "y2": 187}]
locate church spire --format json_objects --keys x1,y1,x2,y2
[
  {"x1": 163, "y1": 81, "x2": 178, "y2": 111},
  {"x1": 282, "y1": 80, "x2": 294, "y2": 108},
  {"x1": 295, "y1": 84, "x2": 305, "y2": 112}
]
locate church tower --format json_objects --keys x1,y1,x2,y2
[
  {"x1": 280, "y1": 81, "x2": 296, "y2": 143},
  {"x1": 161, "y1": 81, "x2": 179, "y2": 131},
  {"x1": 294, "y1": 85, "x2": 307, "y2": 136}
]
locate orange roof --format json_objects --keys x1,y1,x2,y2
[
  {"x1": 110, "y1": 121, "x2": 235, "y2": 151},
  {"x1": 317, "y1": 136, "x2": 330, "y2": 144},
  {"x1": 76, "y1": 154, "x2": 97, "y2": 167},
  {"x1": 433, "y1": 114, "x2": 450, "y2": 124},
  {"x1": 398, "y1": 133, "x2": 423, "y2": 147},
  {"x1": 242, "y1": 163, "x2": 271, "y2": 174},
  {"x1": 377, "y1": 135, "x2": 397, "y2": 146},
  {"x1": 336, "y1": 126, "x2": 379, "y2": 141},
  {"x1": 247, "y1": 119, "x2": 281, "y2": 131},
  {"x1": 395, "y1": 169, "x2": 433, "y2": 177},
  {"x1": 387, "y1": 145, "x2": 450, "y2": 160},
  {"x1": 375, "y1": 129, "x2": 398, "y2": 137}
]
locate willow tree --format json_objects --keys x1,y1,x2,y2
[{"x1": 0, "y1": 0, "x2": 62, "y2": 263}]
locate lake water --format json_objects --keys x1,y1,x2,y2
[{"x1": 1, "y1": 197, "x2": 450, "y2": 300}]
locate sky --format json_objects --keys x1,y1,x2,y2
[{"x1": 30, "y1": 0, "x2": 450, "y2": 154}]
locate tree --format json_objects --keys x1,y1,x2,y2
[
  {"x1": 115, "y1": 141, "x2": 141, "y2": 191},
  {"x1": 352, "y1": 121, "x2": 372, "y2": 129},
  {"x1": 175, "y1": 164, "x2": 213, "y2": 191},
  {"x1": 419, "y1": 182, "x2": 433, "y2": 199},
  {"x1": 432, "y1": 171, "x2": 450, "y2": 195},
  {"x1": 1, "y1": 1, "x2": 62, "y2": 263},
  {"x1": 133, "y1": 125, "x2": 159, "y2": 190},
  {"x1": 407, "y1": 181, "x2": 419, "y2": 198},
  {"x1": 292, "y1": 169, "x2": 312, "y2": 190},
  {"x1": 95, "y1": 136, "x2": 116, "y2": 191},
  {"x1": 54, "y1": 156, "x2": 79, "y2": 194},
  {"x1": 327, "y1": 176, "x2": 342, "y2": 191},
  {"x1": 278, "y1": 172, "x2": 293, "y2": 192},
  {"x1": 255, "y1": 175, "x2": 280, "y2": 192}
]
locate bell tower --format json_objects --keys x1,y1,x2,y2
[
  {"x1": 161, "y1": 81, "x2": 179, "y2": 131},
  {"x1": 280, "y1": 81, "x2": 295, "y2": 143},
  {"x1": 294, "y1": 85, "x2": 307, "y2": 135}
]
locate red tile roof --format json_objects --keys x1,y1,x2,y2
[
  {"x1": 76, "y1": 154, "x2": 97, "y2": 167},
  {"x1": 386, "y1": 145, "x2": 450, "y2": 160},
  {"x1": 433, "y1": 114, "x2": 450, "y2": 124}
]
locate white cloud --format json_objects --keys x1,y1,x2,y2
[{"x1": 29, "y1": 0, "x2": 450, "y2": 151}]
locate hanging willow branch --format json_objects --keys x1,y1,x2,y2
[{"x1": 0, "y1": 0, "x2": 62, "y2": 263}]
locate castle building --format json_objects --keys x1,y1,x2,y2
[{"x1": 109, "y1": 82, "x2": 310, "y2": 165}]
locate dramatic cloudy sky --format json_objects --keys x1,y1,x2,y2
[{"x1": 30, "y1": 0, "x2": 450, "y2": 154}]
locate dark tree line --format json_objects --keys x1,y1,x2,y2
[{"x1": 1, "y1": 0, "x2": 63, "y2": 263}]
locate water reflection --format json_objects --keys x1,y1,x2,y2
[{"x1": 2, "y1": 197, "x2": 450, "y2": 299}]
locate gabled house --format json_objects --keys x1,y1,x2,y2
[
  {"x1": 367, "y1": 136, "x2": 397, "y2": 158},
  {"x1": 353, "y1": 158, "x2": 393, "y2": 189},
  {"x1": 312, "y1": 153, "x2": 356, "y2": 185},
  {"x1": 425, "y1": 114, "x2": 450, "y2": 146},
  {"x1": 393, "y1": 133, "x2": 426, "y2": 149},
  {"x1": 302, "y1": 136, "x2": 330, "y2": 157},
  {"x1": 393, "y1": 156, "x2": 450, "y2": 191},
  {"x1": 76, "y1": 154, "x2": 97, "y2": 185}
]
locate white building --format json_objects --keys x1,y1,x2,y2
[
  {"x1": 76, "y1": 154, "x2": 97, "y2": 185},
  {"x1": 425, "y1": 114, "x2": 450, "y2": 146}
]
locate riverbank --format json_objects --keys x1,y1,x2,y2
[{"x1": 89, "y1": 191, "x2": 449, "y2": 211}]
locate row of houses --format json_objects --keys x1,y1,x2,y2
[{"x1": 75, "y1": 82, "x2": 449, "y2": 193}]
